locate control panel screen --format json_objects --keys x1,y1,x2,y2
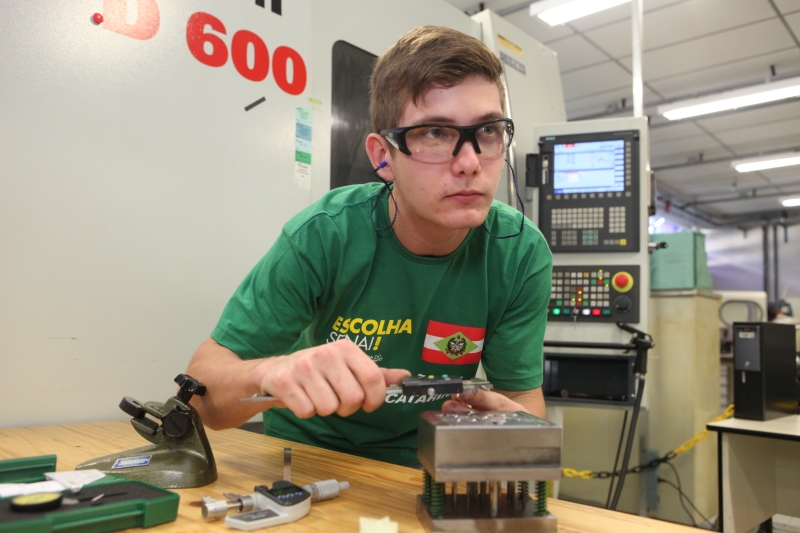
[
  {"x1": 553, "y1": 140, "x2": 625, "y2": 194},
  {"x1": 536, "y1": 130, "x2": 640, "y2": 253}
]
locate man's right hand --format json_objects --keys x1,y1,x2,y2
[
  {"x1": 252, "y1": 339, "x2": 410, "y2": 418},
  {"x1": 184, "y1": 337, "x2": 409, "y2": 430}
]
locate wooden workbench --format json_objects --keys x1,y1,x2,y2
[{"x1": 0, "y1": 421, "x2": 696, "y2": 532}]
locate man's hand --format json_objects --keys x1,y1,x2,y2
[
  {"x1": 441, "y1": 387, "x2": 545, "y2": 418},
  {"x1": 252, "y1": 339, "x2": 410, "y2": 419},
  {"x1": 185, "y1": 337, "x2": 409, "y2": 430}
]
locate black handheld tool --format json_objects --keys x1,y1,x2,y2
[
  {"x1": 240, "y1": 375, "x2": 493, "y2": 403},
  {"x1": 398, "y1": 375, "x2": 492, "y2": 396}
]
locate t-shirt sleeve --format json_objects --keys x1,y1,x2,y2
[
  {"x1": 481, "y1": 230, "x2": 552, "y2": 391},
  {"x1": 211, "y1": 226, "x2": 331, "y2": 360}
]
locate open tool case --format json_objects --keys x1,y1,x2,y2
[{"x1": 0, "y1": 455, "x2": 179, "y2": 532}]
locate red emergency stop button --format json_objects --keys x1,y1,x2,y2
[{"x1": 612, "y1": 271, "x2": 634, "y2": 293}]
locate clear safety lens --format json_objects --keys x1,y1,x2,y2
[{"x1": 404, "y1": 121, "x2": 511, "y2": 163}]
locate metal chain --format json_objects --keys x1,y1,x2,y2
[{"x1": 563, "y1": 404, "x2": 734, "y2": 480}]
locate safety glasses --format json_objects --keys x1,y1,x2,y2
[{"x1": 380, "y1": 118, "x2": 514, "y2": 164}]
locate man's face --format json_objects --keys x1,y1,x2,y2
[{"x1": 385, "y1": 75, "x2": 506, "y2": 236}]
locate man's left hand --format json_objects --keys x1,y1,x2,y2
[
  {"x1": 442, "y1": 389, "x2": 526, "y2": 414},
  {"x1": 441, "y1": 386, "x2": 546, "y2": 418}
]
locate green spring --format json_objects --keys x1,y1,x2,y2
[
  {"x1": 518, "y1": 481, "x2": 531, "y2": 501},
  {"x1": 536, "y1": 481, "x2": 548, "y2": 515},
  {"x1": 422, "y1": 471, "x2": 432, "y2": 504},
  {"x1": 430, "y1": 481, "x2": 445, "y2": 517}
]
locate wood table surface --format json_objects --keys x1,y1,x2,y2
[{"x1": 0, "y1": 421, "x2": 697, "y2": 532}]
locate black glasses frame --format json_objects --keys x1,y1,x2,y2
[{"x1": 380, "y1": 118, "x2": 514, "y2": 160}]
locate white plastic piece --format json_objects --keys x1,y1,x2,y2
[
  {"x1": 0, "y1": 481, "x2": 66, "y2": 498},
  {"x1": 45, "y1": 470, "x2": 105, "y2": 492},
  {"x1": 359, "y1": 516, "x2": 399, "y2": 533}
]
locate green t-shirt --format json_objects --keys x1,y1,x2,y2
[{"x1": 211, "y1": 182, "x2": 552, "y2": 465}]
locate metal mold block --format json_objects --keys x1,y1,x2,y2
[{"x1": 417, "y1": 412, "x2": 562, "y2": 483}]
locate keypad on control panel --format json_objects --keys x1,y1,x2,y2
[
  {"x1": 608, "y1": 206, "x2": 626, "y2": 234},
  {"x1": 546, "y1": 206, "x2": 628, "y2": 248},
  {"x1": 552, "y1": 207, "x2": 603, "y2": 229},
  {"x1": 550, "y1": 270, "x2": 612, "y2": 318}
]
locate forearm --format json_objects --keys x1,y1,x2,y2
[
  {"x1": 495, "y1": 387, "x2": 546, "y2": 418},
  {"x1": 185, "y1": 338, "x2": 278, "y2": 430}
]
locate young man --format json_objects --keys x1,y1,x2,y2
[{"x1": 185, "y1": 26, "x2": 552, "y2": 466}]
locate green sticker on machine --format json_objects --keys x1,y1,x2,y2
[{"x1": 295, "y1": 107, "x2": 312, "y2": 125}]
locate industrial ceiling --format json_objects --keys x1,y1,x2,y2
[{"x1": 446, "y1": 0, "x2": 800, "y2": 229}]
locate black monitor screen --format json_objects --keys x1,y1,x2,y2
[{"x1": 553, "y1": 139, "x2": 625, "y2": 194}]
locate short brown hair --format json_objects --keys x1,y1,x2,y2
[{"x1": 369, "y1": 26, "x2": 506, "y2": 134}]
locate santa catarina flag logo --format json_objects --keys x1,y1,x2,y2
[{"x1": 421, "y1": 320, "x2": 486, "y2": 365}]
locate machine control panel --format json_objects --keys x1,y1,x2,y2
[
  {"x1": 535, "y1": 130, "x2": 640, "y2": 253},
  {"x1": 548, "y1": 265, "x2": 640, "y2": 323}
]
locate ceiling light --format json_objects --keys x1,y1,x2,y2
[
  {"x1": 781, "y1": 196, "x2": 800, "y2": 208},
  {"x1": 530, "y1": 0, "x2": 632, "y2": 26},
  {"x1": 658, "y1": 76, "x2": 800, "y2": 120},
  {"x1": 731, "y1": 152, "x2": 800, "y2": 173}
]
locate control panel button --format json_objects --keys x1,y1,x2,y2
[
  {"x1": 613, "y1": 295, "x2": 633, "y2": 313},
  {"x1": 611, "y1": 271, "x2": 634, "y2": 293}
]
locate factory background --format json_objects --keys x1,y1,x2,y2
[{"x1": 1, "y1": 0, "x2": 799, "y2": 531}]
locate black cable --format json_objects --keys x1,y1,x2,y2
[
  {"x1": 659, "y1": 462, "x2": 713, "y2": 528},
  {"x1": 667, "y1": 462, "x2": 713, "y2": 527},
  {"x1": 605, "y1": 410, "x2": 629, "y2": 509},
  {"x1": 480, "y1": 158, "x2": 524, "y2": 239},
  {"x1": 659, "y1": 478, "x2": 703, "y2": 527},
  {"x1": 370, "y1": 164, "x2": 398, "y2": 232},
  {"x1": 609, "y1": 375, "x2": 645, "y2": 510},
  {"x1": 659, "y1": 478, "x2": 696, "y2": 527}
]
